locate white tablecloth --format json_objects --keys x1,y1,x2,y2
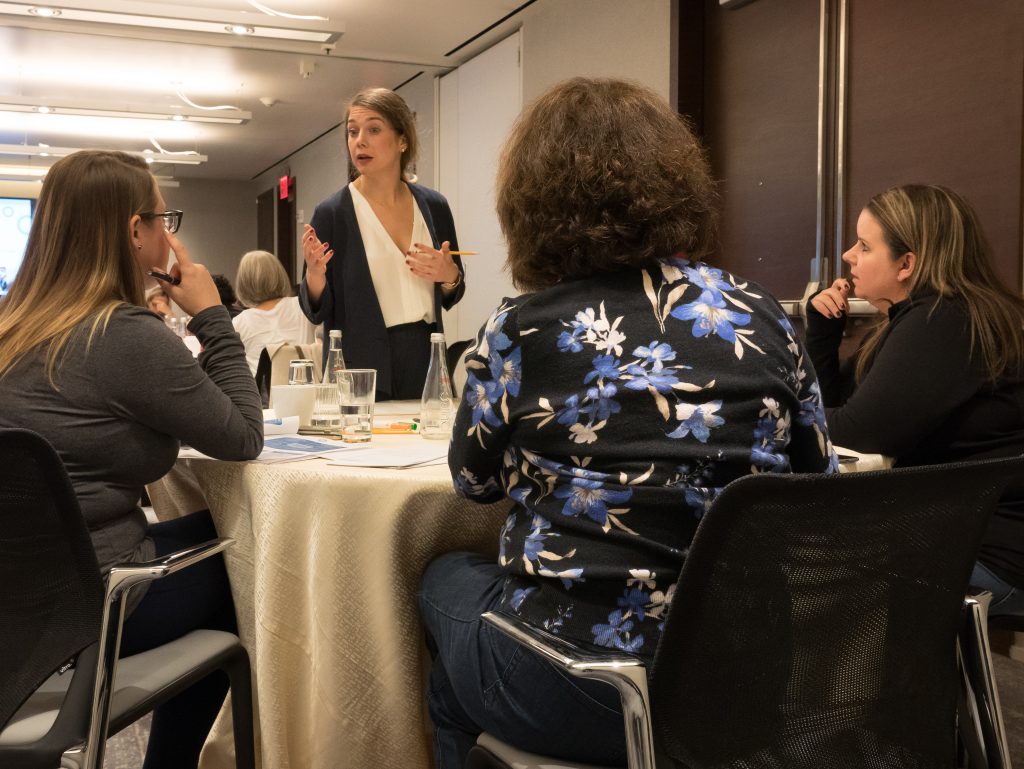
[
  {"x1": 152, "y1": 435, "x2": 508, "y2": 769},
  {"x1": 149, "y1": 437, "x2": 891, "y2": 769}
]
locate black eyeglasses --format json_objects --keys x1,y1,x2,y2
[{"x1": 139, "y1": 209, "x2": 184, "y2": 234}]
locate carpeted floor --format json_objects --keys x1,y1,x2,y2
[{"x1": 103, "y1": 656, "x2": 1024, "y2": 767}]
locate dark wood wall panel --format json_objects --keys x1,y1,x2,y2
[
  {"x1": 701, "y1": 0, "x2": 820, "y2": 299},
  {"x1": 844, "y1": 1, "x2": 1023, "y2": 290}
]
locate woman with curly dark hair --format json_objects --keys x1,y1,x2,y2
[{"x1": 418, "y1": 77, "x2": 838, "y2": 767}]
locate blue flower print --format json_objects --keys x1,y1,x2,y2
[
  {"x1": 683, "y1": 264, "x2": 735, "y2": 295},
  {"x1": 556, "y1": 393, "x2": 583, "y2": 426},
  {"x1": 455, "y1": 467, "x2": 502, "y2": 500},
  {"x1": 464, "y1": 372, "x2": 504, "y2": 428},
  {"x1": 583, "y1": 354, "x2": 622, "y2": 384},
  {"x1": 489, "y1": 346, "x2": 523, "y2": 398},
  {"x1": 667, "y1": 401, "x2": 725, "y2": 442},
  {"x1": 483, "y1": 310, "x2": 513, "y2": 355},
  {"x1": 592, "y1": 609, "x2": 644, "y2": 652},
  {"x1": 553, "y1": 477, "x2": 632, "y2": 525},
  {"x1": 510, "y1": 587, "x2": 536, "y2": 612},
  {"x1": 670, "y1": 293, "x2": 752, "y2": 343},
  {"x1": 624, "y1": 363, "x2": 681, "y2": 394},
  {"x1": 633, "y1": 341, "x2": 676, "y2": 367},
  {"x1": 683, "y1": 486, "x2": 716, "y2": 520},
  {"x1": 584, "y1": 382, "x2": 621, "y2": 421},
  {"x1": 524, "y1": 515, "x2": 558, "y2": 561},
  {"x1": 617, "y1": 586, "x2": 651, "y2": 621},
  {"x1": 557, "y1": 328, "x2": 584, "y2": 353}
]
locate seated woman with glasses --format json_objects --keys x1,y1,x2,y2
[
  {"x1": 0, "y1": 150, "x2": 263, "y2": 769},
  {"x1": 417, "y1": 77, "x2": 838, "y2": 768},
  {"x1": 806, "y1": 184, "x2": 1024, "y2": 615}
]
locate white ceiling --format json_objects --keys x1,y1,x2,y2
[{"x1": 0, "y1": 0, "x2": 529, "y2": 181}]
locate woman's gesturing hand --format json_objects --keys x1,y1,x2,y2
[
  {"x1": 159, "y1": 230, "x2": 221, "y2": 317},
  {"x1": 810, "y1": 278, "x2": 851, "y2": 319},
  {"x1": 406, "y1": 240, "x2": 460, "y2": 284},
  {"x1": 302, "y1": 224, "x2": 334, "y2": 277}
]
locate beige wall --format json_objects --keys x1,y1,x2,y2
[
  {"x1": 519, "y1": 0, "x2": 673, "y2": 103},
  {"x1": 162, "y1": 178, "x2": 256, "y2": 281}
]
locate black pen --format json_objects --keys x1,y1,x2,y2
[{"x1": 147, "y1": 269, "x2": 181, "y2": 286}]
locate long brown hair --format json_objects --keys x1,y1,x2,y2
[
  {"x1": 856, "y1": 184, "x2": 1024, "y2": 383},
  {"x1": 495, "y1": 77, "x2": 718, "y2": 292},
  {"x1": 0, "y1": 150, "x2": 154, "y2": 381}
]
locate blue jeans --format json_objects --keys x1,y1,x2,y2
[
  {"x1": 970, "y1": 561, "x2": 1024, "y2": 616},
  {"x1": 418, "y1": 552, "x2": 629, "y2": 769}
]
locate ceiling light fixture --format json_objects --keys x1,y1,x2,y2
[
  {"x1": 173, "y1": 91, "x2": 244, "y2": 114},
  {"x1": 0, "y1": 143, "x2": 208, "y2": 165},
  {"x1": 245, "y1": 0, "x2": 327, "y2": 21},
  {"x1": 0, "y1": 98, "x2": 250, "y2": 125},
  {"x1": 1, "y1": 2, "x2": 343, "y2": 44}
]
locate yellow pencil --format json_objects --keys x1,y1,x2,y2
[{"x1": 449, "y1": 250, "x2": 478, "y2": 256}]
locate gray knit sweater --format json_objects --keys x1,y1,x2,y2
[{"x1": 0, "y1": 303, "x2": 263, "y2": 571}]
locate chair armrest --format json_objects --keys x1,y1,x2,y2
[
  {"x1": 82, "y1": 537, "x2": 236, "y2": 769},
  {"x1": 106, "y1": 537, "x2": 235, "y2": 602},
  {"x1": 481, "y1": 611, "x2": 656, "y2": 769}
]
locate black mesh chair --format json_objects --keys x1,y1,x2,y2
[
  {"x1": 0, "y1": 428, "x2": 254, "y2": 769},
  {"x1": 467, "y1": 456, "x2": 1024, "y2": 769}
]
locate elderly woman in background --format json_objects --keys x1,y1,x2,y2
[
  {"x1": 233, "y1": 249, "x2": 316, "y2": 375},
  {"x1": 300, "y1": 87, "x2": 465, "y2": 400},
  {"x1": 417, "y1": 77, "x2": 838, "y2": 768},
  {"x1": 807, "y1": 183, "x2": 1024, "y2": 614},
  {"x1": 0, "y1": 150, "x2": 262, "y2": 768}
]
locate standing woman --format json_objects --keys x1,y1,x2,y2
[
  {"x1": 807, "y1": 183, "x2": 1024, "y2": 614},
  {"x1": 0, "y1": 150, "x2": 263, "y2": 768},
  {"x1": 300, "y1": 87, "x2": 465, "y2": 399}
]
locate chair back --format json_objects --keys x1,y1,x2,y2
[
  {"x1": 254, "y1": 340, "x2": 323, "y2": 406},
  {"x1": 650, "y1": 456, "x2": 1024, "y2": 769},
  {"x1": 0, "y1": 428, "x2": 103, "y2": 731}
]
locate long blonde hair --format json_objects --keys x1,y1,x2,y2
[
  {"x1": 0, "y1": 150, "x2": 154, "y2": 381},
  {"x1": 856, "y1": 184, "x2": 1024, "y2": 383}
]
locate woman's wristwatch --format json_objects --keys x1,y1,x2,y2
[{"x1": 442, "y1": 271, "x2": 463, "y2": 291}]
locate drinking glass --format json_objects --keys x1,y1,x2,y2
[
  {"x1": 288, "y1": 359, "x2": 316, "y2": 385},
  {"x1": 337, "y1": 369, "x2": 376, "y2": 443},
  {"x1": 311, "y1": 383, "x2": 342, "y2": 432}
]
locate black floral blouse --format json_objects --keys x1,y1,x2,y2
[{"x1": 450, "y1": 257, "x2": 837, "y2": 657}]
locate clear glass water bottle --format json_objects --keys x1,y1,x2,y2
[
  {"x1": 323, "y1": 329, "x2": 347, "y2": 383},
  {"x1": 420, "y1": 332, "x2": 454, "y2": 440}
]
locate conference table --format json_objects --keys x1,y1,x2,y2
[
  {"x1": 150, "y1": 430, "x2": 509, "y2": 769},
  {"x1": 148, "y1": 435, "x2": 888, "y2": 769}
]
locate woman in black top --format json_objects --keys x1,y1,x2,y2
[
  {"x1": 299, "y1": 87, "x2": 465, "y2": 399},
  {"x1": 807, "y1": 183, "x2": 1024, "y2": 614}
]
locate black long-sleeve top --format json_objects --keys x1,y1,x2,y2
[{"x1": 806, "y1": 291, "x2": 1024, "y2": 586}]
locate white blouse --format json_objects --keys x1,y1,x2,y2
[{"x1": 349, "y1": 182, "x2": 435, "y2": 328}]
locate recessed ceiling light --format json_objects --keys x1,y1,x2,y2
[
  {"x1": 171, "y1": 114, "x2": 185, "y2": 122},
  {"x1": 1, "y1": 2, "x2": 343, "y2": 44},
  {"x1": 36, "y1": 106, "x2": 51, "y2": 114}
]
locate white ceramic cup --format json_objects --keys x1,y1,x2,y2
[{"x1": 270, "y1": 384, "x2": 316, "y2": 426}]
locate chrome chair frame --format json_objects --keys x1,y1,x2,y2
[
  {"x1": 959, "y1": 590, "x2": 1013, "y2": 769},
  {"x1": 2, "y1": 538, "x2": 255, "y2": 769},
  {"x1": 481, "y1": 612, "x2": 655, "y2": 769}
]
